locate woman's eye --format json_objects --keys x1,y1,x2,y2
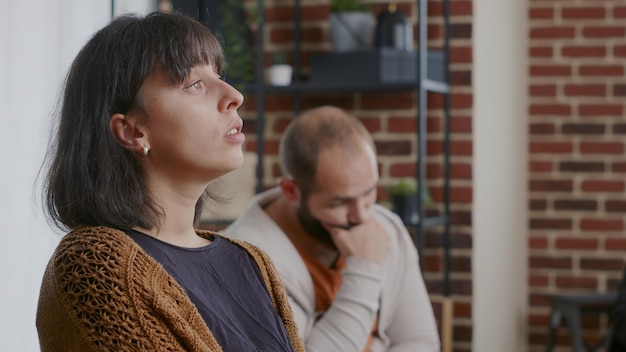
[{"x1": 187, "y1": 80, "x2": 203, "y2": 91}]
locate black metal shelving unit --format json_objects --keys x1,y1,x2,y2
[{"x1": 252, "y1": 0, "x2": 451, "y2": 296}]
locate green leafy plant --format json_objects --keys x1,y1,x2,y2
[
  {"x1": 331, "y1": 0, "x2": 369, "y2": 12},
  {"x1": 386, "y1": 177, "x2": 432, "y2": 203},
  {"x1": 272, "y1": 52, "x2": 289, "y2": 66},
  {"x1": 220, "y1": 0, "x2": 255, "y2": 91},
  {"x1": 387, "y1": 177, "x2": 417, "y2": 195}
]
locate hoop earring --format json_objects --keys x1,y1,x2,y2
[{"x1": 141, "y1": 146, "x2": 149, "y2": 157}]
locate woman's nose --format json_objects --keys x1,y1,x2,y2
[{"x1": 219, "y1": 80, "x2": 244, "y2": 112}]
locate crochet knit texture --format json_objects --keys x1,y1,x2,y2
[{"x1": 36, "y1": 226, "x2": 305, "y2": 352}]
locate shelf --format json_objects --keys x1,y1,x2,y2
[
  {"x1": 246, "y1": 49, "x2": 448, "y2": 95},
  {"x1": 423, "y1": 79, "x2": 450, "y2": 94},
  {"x1": 405, "y1": 215, "x2": 449, "y2": 229},
  {"x1": 245, "y1": 80, "x2": 450, "y2": 94},
  {"x1": 247, "y1": 0, "x2": 452, "y2": 289}
]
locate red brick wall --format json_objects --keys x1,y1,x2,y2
[
  {"x1": 238, "y1": 0, "x2": 474, "y2": 350},
  {"x1": 528, "y1": 0, "x2": 626, "y2": 349}
]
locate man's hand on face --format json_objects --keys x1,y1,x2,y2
[{"x1": 325, "y1": 217, "x2": 390, "y2": 266}]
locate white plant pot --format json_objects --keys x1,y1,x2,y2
[{"x1": 268, "y1": 65, "x2": 293, "y2": 86}]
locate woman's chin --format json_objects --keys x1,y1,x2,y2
[{"x1": 221, "y1": 156, "x2": 245, "y2": 177}]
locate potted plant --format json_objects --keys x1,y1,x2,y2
[
  {"x1": 218, "y1": 0, "x2": 255, "y2": 90},
  {"x1": 267, "y1": 52, "x2": 293, "y2": 86},
  {"x1": 386, "y1": 177, "x2": 432, "y2": 225},
  {"x1": 330, "y1": 0, "x2": 375, "y2": 52}
]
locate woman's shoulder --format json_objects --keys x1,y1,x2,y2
[
  {"x1": 41, "y1": 227, "x2": 198, "y2": 351},
  {"x1": 51, "y1": 226, "x2": 143, "y2": 283},
  {"x1": 65, "y1": 225, "x2": 129, "y2": 237},
  {"x1": 56, "y1": 226, "x2": 136, "y2": 256},
  {"x1": 49, "y1": 225, "x2": 174, "y2": 306}
]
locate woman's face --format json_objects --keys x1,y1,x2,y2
[{"x1": 135, "y1": 63, "x2": 245, "y2": 186}]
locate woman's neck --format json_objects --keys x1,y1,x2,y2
[
  {"x1": 137, "y1": 183, "x2": 210, "y2": 248},
  {"x1": 134, "y1": 222, "x2": 210, "y2": 248}
]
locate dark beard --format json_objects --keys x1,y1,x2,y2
[
  {"x1": 296, "y1": 203, "x2": 337, "y2": 250},
  {"x1": 296, "y1": 201, "x2": 361, "y2": 251}
]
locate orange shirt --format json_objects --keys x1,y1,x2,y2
[{"x1": 295, "y1": 247, "x2": 378, "y2": 351}]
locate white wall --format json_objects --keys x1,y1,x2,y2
[
  {"x1": 473, "y1": 0, "x2": 528, "y2": 351},
  {"x1": 0, "y1": 1, "x2": 152, "y2": 350}
]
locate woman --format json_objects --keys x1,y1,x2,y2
[{"x1": 36, "y1": 11, "x2": 304, "y2": 352}]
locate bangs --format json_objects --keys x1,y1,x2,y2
[{"x1": 146, "y1": 12, "x2": 225, "y2": 84}]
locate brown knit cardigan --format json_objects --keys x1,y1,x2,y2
[{"x1": 36, "y1": 226, "x2": 305, "y2": 352}]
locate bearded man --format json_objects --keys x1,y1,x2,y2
[{"x1": 224, "y1": 106, "x2": 440, "y2": 352}]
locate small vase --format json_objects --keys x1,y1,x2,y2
[
  {"x1": 330, "y1": 12, "x2": 375, "y2": 52},
  {"x1": 268, "y1": 65, "x2": 293, "y2": 86},
  {"x1": 390, "y1": 195, "x2": 418, "y2": 225}
]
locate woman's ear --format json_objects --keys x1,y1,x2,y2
[
  {"x1": 109, "y1": 113, "x2": 149, "y2": 155},
  {"x1": 278, "y1": 177, "x2": 301, "y2": 202}
]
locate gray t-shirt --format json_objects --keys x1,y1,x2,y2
[{"x1": 127, "y1": 229, "x2": 294, "y2": 352}]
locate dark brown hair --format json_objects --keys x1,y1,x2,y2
[{"x1": 43, "y1": 12, "x2": 224, "y2": 231}]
